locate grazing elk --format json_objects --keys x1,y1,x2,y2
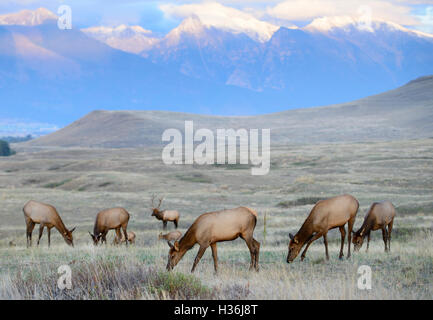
[
  {"x1": 352, "y1": 201, "x2": 395, "y2": 253},
  {"x1": 159, "y1": 231, "x2": 182, "y2": 241},
  {"x1": 23, "y1": 200, "x2": 76, "y2": 247},
  {"x1": 113, "y1": 231, "x2": 136, "y2": 245},
  {"x1": 89, "y1": 207, "x2": 130, "y2": 246},
  {"x1": 166, "y1": 207, "x2": 260, "y2": 273},
  {"x1": 151, "y1": 195, "x2": 179, "y2": 229},
  {"x1": 287, "y1": 194, "x2": 359, "y2": 263}
]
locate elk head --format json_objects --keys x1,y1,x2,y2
[
  {"x1": 352, "y1": 229, "x2": 365, "y2": 252},
  {"x1": 166, "y1": 240, "x2": 183, "y2": 271},
  {"x1": 63, "y1": 227, "x2": 76, "y2": 247},
  {"x1": 287, "y1": 233, "x2": 302, "y2": 263},
  {"x1": 151, "y1": 195, "x2": 164, "y2": 217},
  {"x1": 89, "y1": 231, "x2": 102, "y2": 245}
]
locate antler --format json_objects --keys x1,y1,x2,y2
[
  {"x1": 158, "y1": 196, "x2": 164, "y2": 209},
  {"x1": 151, "y1": 194, "x2": 156, "y2": 208}
]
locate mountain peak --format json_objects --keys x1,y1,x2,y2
[
  {"x1": 304, "y1": 15, "x2": 433, "y2": 38},
  {"x1": 0, "y1": 7, "x2": 57, "y2": 26}
]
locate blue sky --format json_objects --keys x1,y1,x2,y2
[{"x1": 0, "y1": 0, "x2": 432, "y2": 34}]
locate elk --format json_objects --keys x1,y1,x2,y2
[
  {"x1": 23, "y1": 200, "x2": 76, "y2": 247},
  {"x1": 287, "y1": 194, "x2": 359, "y2": 263},
  {"x1": 89, "y1": 207, "x2": 130, "y2": 246},
  {"x1": 159, "y1": 231, "x2": 182, "y2": 241},
  {"x1": 352, "y1": 201, "x2": 395, "y2": 252},
  {"x1": 151, "y1": 195, "x2": 179, "y2": 229},
  {"x1": 166, "y1": 206, "x2": 260, "y2": 273},
  {"x1": 113, "y1": 231, "x2": 136, "y2": 245}
]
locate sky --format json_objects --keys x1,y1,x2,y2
[{"x1": 0, "y1": 0, "x2": 432, "y2": 34}]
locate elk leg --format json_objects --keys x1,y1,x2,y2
[
  {"x1": 347, "y1": 218, "x2": 355, "y2": 259},
  {"x1": 122, "y1": 225, "x2": 128, "y2": 246},
  {"x1": 338, "y1": 226, "x2": 346, "y2": 259},
  {"x1": 300, "y1": 232, "x2": 323, "y2": 261},
  {"x1": 174, "y1": 219, "x2": 178, "y2": 229},
  {"x1": 37, "y1": 224, "x2": 44, "y2": 246},
  {"x1": 381, "y1": 227, "x2": 388, "y2": 252},
  {"x1": 387, "y1": 219, "x2": 393, "y2": 252},
  {"x1": 366, "y1": 231, "x2": 371, "y2": 252},
  {"x1": 210, "y1": 243, "x2": 218, "y2": 273},
  {"x1": 26, "y1": 220, "x2": 35, "y2": 248},
  {"x1": 253, "y1": 238, "x2": 260, "y2": 271},
  {"x1": 101, "y1": 231, "x2": 108, "y2": 245},
  {"x1": 47, "y1": 227, "x2": 51, "y2": 247},
  {"x1": 191, "y1": 246, "x2": 207, "y2": 273},
  {"x1": 163, "y1": 221, "x2": 167, "y2": 230},
  {"x1": 115, "y1": 228, "x2": 122, "y2": 245},
  {"x1": 323, "y1": 233, "x2": 329, "y2": 261}
]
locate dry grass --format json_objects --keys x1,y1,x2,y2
[{"x1": 0, "y1": 139, "x2": 432, "y2": 299}]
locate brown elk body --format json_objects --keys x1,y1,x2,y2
[
  {"x1": 166, "y1": 206, "x2": 260, "y2": 273},
  {"x1": 352, "y1": 201, "x2": 395, "y2": 252},
  {"x1": 159, "y1": 231, "x2": 182, "y2": 241},
  {"x1": 89, "y1": 207, "x2": 130, "y2": 245},
  {"x1": 151, "y1": 196, "x2": 179, "y2": 229},
  {"x1": 113, "y1": 231, "x2": 136, "y2": 245},
  {"x1": 287, "y1": 194, "x2": 359, "y2": 262},
  {"x1": 23, "y1": 200, "x2": 76, "y2": 247}
]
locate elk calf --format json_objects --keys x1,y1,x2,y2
[
  {"x1": 23, "y1": 200, "x2": 76, "y2": 247},
  {"x1": 89, "y1": 207, "x2": 130, "y2": 246},
  {"x1": 113, "y1": 231, "x2": 136, "y2": 245},
  {"x1": 159, "y1": 231, "x2": 182, "y2": 241},
  {"x1": 352, "y1": 201, "x2": 395, "y2": 252},
  {"x1": 287, "y1": 194, "x2": 359, "y2": 262},
  {"x1": 166, "y1": 207, "x2": 260, "y2": 273},
  {"x1": 150, "y1": 196, "x2": 179, "y2": 229}
]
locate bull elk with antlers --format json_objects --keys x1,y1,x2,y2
[
  {"x1": 23, "y1": 200, "x2": 76, "y2": 247},
  {"x1": 287, "y1": 194, "x2": 359, "y2": 263},
  {"x1": 166, "y1": 206, "x2": 260, "y2": 273},
  {"x1": 151, "y1": 195, "x2": 179, "y2": 229},
  {"x1": 89, "y1": 207, "x2": 130, "y2": 245}
]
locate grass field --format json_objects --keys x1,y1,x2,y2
[{"x1": 0, "y1": 138, "x2": 432, "y2": 299}]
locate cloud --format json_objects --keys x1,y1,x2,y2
[
  {"x1": 266, "y1": 0, "x2": 419, "y2": 26},
  {"x1": 414, "y1": 6, "x2": 433, "y2": 32},
  {"x1": 159, "y1": 1, "x2": 279, "y2": 42}
]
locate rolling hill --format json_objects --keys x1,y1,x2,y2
[{"x1": 24, "y1": 75, "x2": 433, "y2": 148}]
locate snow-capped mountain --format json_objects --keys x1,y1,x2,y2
[
  {"x1": 82, "y1": 25, "x2": 159, "y2": 54},
  {"x1": 0, "y1": 7, "x2": 57, "y2": 26},
  {"x1": 1, "y1": 8, "x2": 433, "y2": 124}
]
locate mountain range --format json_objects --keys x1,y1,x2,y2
[{"x1": 1, "y1": 8, "x2": 433, "y2": 129}]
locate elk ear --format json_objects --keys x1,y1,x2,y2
[
  {"x1": 88, "y1": 232, "x2": 94, "y2": 239},
  {"x1": 167, "y1": 241, "x2": 174, "y2": 249},
  {"x1": 70, "y1": 227, "x2": 76, "y2": 233},
  {"x1": 289, "y1": 233, "x2": 295, "y2": 241},
  {"x1": 174, "y1": 241, "x2": 180, "y2": 252}
]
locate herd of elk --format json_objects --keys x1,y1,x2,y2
[
  {"x1": 166, "y1": 207, "x2": 260, "y2": 273},
  {"x1": 22, "y1": 194, "x2": 396, "y2": 273},
  {"x1": 352, "y1": 201, "x2": 395, "y2": 252},
  {"x1": 150, "y1": 195, "x2": 180, "y2": 229}
]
